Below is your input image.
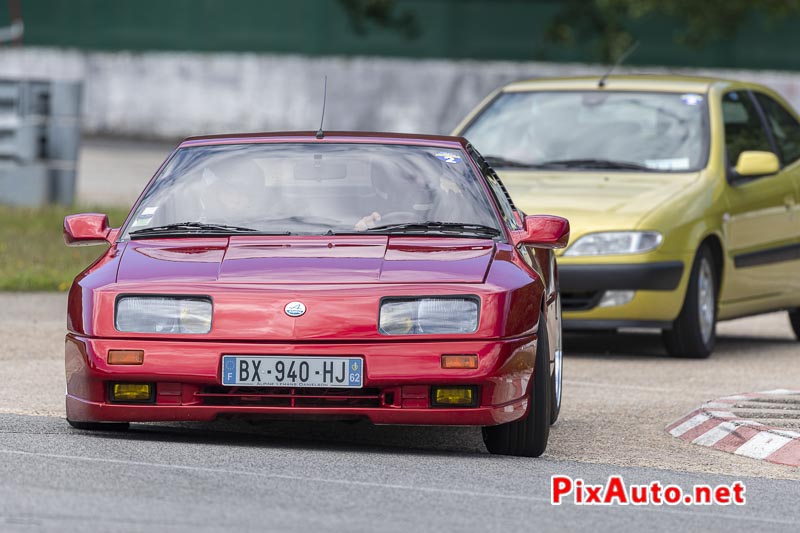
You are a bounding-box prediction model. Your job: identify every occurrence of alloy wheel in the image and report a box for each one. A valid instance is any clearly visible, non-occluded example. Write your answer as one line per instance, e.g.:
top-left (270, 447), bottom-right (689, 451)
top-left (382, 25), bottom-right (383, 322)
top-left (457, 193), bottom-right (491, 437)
top-left (697, 257), bottom-right (715, 344)
top-left (554, 293), bottom-right (563, 411)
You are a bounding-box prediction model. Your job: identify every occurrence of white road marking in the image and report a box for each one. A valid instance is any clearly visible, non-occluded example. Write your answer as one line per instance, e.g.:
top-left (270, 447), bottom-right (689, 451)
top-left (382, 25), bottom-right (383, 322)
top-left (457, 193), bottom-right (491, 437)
top-left (702, 402), bottom-right (735, 408)
top-left (738, 420), bottom-right (764, 426)
top-left (669, 413), bottom-right (711, 437)
top-left (734, 432), bottom-right (793, 460)
top-left (692, 422), bottom-right (738, 446)
top-left (772, 429), bottom-right (800, 439)
top-left (760, 389), bottom-right (798, 395)
top-left (705, 411), bottom-right (735, 418)
top-left (669, 390), bottom-right (800, 466)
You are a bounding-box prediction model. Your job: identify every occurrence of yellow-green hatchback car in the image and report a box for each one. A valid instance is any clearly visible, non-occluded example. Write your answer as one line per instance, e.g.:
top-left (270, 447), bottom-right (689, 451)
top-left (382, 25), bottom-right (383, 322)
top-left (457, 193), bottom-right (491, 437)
top-left (454, 75), bottom-right (800, 358)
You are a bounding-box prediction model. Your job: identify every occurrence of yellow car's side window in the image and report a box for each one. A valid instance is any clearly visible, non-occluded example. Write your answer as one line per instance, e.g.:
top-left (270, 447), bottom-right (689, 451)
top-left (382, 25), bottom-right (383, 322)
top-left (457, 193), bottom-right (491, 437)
top-left (721, 91), bottom-right (773, 167)
top-left (754, 93), bottom-right (800, 165)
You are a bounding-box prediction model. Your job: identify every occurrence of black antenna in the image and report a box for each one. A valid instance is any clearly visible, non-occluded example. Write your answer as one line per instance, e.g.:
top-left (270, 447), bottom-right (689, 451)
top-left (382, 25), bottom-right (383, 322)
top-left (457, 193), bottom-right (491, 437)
top-left (598, 41), bottom-right (640, 88)
top-left (316, 75), bottom-right (327, 139)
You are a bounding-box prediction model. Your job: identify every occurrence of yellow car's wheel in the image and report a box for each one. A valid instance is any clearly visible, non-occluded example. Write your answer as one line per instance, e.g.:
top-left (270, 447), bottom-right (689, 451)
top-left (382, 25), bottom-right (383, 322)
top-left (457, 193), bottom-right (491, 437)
top-left (789, 310), bottom-right (800, 340)
top-left (662, 246), bottom-right (717, 358)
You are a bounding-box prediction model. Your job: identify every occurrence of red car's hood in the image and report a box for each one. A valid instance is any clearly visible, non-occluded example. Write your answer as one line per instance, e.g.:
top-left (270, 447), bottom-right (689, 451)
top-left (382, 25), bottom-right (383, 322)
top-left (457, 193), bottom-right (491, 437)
top-left (117, 236), bottom-right (496, 284)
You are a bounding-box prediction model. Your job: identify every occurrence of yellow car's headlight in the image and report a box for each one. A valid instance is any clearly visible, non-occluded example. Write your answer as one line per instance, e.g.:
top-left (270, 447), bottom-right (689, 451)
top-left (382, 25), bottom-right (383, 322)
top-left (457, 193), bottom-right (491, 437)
top-left (564, 231), bottom-right (662, 256)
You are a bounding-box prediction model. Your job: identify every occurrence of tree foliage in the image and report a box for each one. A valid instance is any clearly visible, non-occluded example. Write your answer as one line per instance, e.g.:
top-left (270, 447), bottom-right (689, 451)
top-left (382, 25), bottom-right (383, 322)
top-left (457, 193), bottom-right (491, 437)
top-left (338, 0), bottom-right (420, 39)
top-left (548, 0), bottom-right (800, 62)
top-left (339, 0), bottom-right (800, 63)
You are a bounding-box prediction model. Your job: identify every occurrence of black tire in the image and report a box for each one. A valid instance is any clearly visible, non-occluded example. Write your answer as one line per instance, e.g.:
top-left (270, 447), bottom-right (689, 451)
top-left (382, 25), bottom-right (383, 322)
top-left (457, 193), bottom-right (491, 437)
top-left (67, 419), bottom-right (130, 431)
top-left (482, 318), bottom-right (551, 457)
top-left (662, 246), bottom-right (717, 358)
top-left (789, 309), bottom-right (800, 340)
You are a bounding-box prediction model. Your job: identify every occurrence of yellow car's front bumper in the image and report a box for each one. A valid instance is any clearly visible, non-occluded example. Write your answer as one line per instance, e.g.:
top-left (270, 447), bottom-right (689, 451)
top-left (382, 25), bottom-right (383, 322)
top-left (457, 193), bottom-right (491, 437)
top-left (559, 251), bottom-right (695, 329)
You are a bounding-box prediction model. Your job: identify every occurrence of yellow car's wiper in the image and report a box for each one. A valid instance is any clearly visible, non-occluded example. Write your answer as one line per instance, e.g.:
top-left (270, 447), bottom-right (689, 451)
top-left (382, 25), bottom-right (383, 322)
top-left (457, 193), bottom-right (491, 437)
top-left (536, 158), bottom-right (651, 171)
top-left (484, 155), bottom-right (536, 169)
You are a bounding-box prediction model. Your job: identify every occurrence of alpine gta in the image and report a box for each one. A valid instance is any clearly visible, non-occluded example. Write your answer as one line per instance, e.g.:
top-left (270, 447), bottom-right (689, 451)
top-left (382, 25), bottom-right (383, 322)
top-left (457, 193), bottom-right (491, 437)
top-left (63, 131), bottom-right (570, 457)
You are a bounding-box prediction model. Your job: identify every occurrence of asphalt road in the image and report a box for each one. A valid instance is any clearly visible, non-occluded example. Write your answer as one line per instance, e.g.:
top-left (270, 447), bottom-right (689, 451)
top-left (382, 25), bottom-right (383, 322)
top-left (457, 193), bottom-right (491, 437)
top-left (1, 293), bottom-right (798, 531)
top-left (1, 414), bottom-right (798, 533)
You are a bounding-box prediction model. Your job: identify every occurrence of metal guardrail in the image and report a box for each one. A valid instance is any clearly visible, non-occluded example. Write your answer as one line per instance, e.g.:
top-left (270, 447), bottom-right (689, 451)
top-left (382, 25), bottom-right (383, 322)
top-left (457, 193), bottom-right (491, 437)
top-left (0, 79), bottom-right (82, 206)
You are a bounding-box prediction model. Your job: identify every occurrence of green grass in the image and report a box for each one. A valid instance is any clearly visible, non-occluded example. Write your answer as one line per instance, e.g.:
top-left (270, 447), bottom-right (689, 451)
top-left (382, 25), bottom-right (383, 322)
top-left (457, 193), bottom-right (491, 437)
top-left (0, 205), bottom-right (130, 291)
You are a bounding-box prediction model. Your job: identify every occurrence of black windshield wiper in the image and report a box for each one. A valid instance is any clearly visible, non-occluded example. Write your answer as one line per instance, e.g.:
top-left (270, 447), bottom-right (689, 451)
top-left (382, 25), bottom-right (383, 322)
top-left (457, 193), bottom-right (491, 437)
top-left (129, 222), bottom-right (273, 239)
top-left (483, 155), bottom-right (537, 169)
top-left (535, 158), bottom-right (652, 171)
top-left (360, 221), bottom-right (502, 238)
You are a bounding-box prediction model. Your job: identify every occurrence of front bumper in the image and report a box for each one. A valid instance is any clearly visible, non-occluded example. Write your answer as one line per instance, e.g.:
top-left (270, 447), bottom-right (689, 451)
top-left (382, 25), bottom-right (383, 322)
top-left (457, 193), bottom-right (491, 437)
top-left (559, 259), bottom-right (689, 326)
top-left (65, 334), bottom-right (536, 427)
top-left (560, 262), bottom-right (684, 292)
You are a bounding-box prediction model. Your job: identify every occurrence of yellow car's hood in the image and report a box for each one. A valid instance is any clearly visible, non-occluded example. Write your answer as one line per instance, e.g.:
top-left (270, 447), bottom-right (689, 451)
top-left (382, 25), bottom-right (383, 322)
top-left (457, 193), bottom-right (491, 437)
top-left (498, 170), bottom-right (700, 238)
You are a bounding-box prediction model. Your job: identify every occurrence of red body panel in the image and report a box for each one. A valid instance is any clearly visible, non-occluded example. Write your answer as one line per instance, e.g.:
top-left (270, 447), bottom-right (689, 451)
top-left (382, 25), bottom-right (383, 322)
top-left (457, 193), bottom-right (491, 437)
top-left (63, 213), bottom-right (111, 246)
top-left (65, 333), bottom-right (534, 425)
top-left (512, 215), bottom-right (571, 249)
top-left (65, 132), bottom-right (560, 427)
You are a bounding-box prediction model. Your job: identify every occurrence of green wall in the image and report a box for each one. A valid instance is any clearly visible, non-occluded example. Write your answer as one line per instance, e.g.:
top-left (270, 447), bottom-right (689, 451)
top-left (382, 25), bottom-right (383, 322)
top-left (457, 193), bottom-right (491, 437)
top-left (9, 0), bottom-right (800, 70)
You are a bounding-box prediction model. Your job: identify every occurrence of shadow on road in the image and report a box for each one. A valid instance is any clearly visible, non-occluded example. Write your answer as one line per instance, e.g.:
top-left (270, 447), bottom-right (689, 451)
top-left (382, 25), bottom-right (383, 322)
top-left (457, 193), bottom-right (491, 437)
top-left (565, 330), bottom-right (796, 359)
top-left (70, 417), bottom-right (492, 458)
top-left (565, 331), bottom-right (668, 358)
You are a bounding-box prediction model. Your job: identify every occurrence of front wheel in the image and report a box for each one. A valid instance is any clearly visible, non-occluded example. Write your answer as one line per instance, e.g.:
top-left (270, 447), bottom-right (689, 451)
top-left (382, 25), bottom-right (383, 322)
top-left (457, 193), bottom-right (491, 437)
top-left (789, 309), bottom-right (800, 340)
top-left (662, 246), bottom-right (717, 358)
top-left (482, 317), bottom-right (551, 457)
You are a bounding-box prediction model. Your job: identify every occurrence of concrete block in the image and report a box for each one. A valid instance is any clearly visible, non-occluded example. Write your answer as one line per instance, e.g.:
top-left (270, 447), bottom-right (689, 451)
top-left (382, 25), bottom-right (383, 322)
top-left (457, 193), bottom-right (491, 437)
top-left (0, 162), bottom-right (49, 206)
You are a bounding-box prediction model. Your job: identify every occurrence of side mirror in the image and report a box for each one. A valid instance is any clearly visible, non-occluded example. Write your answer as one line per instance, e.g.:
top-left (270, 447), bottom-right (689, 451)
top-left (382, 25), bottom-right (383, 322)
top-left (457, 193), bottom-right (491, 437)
top-left (734, 151), bottom-right (780, 178)
top-left (64, 213), bottom-right (117, 246)
top-left (512, 215), bottom-right (570, 249)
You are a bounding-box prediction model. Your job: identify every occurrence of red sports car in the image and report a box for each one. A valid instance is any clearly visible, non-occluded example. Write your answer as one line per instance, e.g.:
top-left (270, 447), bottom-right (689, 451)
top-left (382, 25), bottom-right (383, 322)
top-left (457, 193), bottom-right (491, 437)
top-left (63, 131), bottom-right (569, 457)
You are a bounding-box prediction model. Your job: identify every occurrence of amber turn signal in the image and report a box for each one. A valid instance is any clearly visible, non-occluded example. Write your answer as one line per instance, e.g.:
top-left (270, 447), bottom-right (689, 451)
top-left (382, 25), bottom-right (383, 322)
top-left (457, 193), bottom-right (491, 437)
top-left (108, 350), bottom-right (144, 365)
top-left (441, 355), bottom-right (478, 369)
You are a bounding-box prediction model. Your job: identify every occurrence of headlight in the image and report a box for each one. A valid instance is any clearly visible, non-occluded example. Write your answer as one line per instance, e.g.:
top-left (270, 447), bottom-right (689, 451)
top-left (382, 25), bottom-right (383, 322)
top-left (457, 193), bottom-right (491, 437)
top-left (563, 231), bottom-right (662, 256)
top-left (379, 297), bottom-right (479, 335)
top-left (115, 296), bottom-right (212, 334)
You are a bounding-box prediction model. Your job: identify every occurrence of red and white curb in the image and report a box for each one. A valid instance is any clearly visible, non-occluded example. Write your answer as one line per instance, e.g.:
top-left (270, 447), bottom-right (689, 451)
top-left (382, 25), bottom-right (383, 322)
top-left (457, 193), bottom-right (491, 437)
top-left (666, 389), bottom-right (800, 467)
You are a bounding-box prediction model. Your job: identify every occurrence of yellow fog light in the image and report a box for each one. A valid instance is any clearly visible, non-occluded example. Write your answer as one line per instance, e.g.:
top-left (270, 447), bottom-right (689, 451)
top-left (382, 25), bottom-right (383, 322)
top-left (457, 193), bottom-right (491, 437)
top-left (432, 386), bottom-right (477, 407)
top-left (110, 383), bottom-right (153, 402)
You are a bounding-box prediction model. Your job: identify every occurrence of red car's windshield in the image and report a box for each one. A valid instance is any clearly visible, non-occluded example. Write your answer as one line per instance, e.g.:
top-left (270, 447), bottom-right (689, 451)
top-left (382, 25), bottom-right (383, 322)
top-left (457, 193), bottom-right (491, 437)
top-left (121, 143), bottom-right (503, 239)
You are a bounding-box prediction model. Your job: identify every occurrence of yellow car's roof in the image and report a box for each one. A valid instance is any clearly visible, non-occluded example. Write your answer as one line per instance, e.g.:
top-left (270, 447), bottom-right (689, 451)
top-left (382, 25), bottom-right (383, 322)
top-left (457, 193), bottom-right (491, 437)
top-left (503, 74), bottom-right (736, 94)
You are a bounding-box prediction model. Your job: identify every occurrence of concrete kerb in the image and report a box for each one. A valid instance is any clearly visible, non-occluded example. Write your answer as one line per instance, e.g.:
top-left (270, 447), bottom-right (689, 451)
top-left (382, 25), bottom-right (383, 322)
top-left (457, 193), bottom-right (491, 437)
top-left (667, 389), bottom-right (800, 467)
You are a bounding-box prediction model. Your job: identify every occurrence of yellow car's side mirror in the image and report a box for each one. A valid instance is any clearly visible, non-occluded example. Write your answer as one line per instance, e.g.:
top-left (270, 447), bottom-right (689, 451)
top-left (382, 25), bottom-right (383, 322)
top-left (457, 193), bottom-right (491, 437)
top-left (734, 151), bottom-right (780, 178)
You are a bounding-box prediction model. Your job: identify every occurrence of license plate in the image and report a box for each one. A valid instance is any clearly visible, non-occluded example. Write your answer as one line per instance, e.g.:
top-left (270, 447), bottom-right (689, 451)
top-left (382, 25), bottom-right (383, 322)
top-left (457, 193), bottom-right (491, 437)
top-left (221, 356), bottom-right (363, 388)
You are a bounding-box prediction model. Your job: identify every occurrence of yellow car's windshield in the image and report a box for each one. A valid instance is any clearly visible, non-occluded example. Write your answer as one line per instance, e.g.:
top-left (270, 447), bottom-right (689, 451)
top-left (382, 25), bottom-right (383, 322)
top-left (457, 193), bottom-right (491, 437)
top-left (463, 90), bottom-right (709, 172)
